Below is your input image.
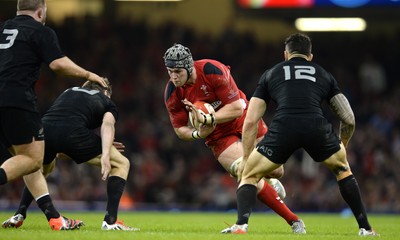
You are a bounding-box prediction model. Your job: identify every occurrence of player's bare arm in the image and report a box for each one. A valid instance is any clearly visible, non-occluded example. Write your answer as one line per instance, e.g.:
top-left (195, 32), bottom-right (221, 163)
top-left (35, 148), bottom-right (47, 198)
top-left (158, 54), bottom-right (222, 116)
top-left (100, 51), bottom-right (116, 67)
top-left (100, 112), bottom-right (116, 180)
top-left (49, 56), bottom-right (107, 87)
top-left (182, 98), bottom-right (243, 125)
top-left (242, 97), bottom-right (266, 159)
top-left (174, 126), bottom-right (197, 141)
top-left (329, 93), bottom-right (355, 147)
top-left (174, 123), bottom-right (215, 141)
top-left (238, 97), bottom-right (267, 180)
top-left (212, 99), bottom-right (244, 124)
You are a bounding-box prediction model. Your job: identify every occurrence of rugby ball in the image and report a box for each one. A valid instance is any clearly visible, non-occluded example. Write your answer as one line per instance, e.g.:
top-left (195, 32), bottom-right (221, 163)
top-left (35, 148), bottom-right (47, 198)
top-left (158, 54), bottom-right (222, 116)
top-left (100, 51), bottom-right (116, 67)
top-left (188, 101), bottom-right (215, 130)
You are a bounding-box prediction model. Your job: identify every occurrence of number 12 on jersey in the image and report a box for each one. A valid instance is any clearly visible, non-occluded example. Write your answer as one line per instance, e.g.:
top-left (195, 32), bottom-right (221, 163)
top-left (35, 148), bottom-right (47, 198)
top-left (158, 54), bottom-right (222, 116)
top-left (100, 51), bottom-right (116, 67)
top-left (283, 65), bottom-right (316, 82)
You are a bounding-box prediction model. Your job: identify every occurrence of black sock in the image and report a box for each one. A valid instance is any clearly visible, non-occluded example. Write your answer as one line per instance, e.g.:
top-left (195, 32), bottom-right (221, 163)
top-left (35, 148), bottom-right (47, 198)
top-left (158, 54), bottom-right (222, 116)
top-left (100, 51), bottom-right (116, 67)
top-left (0, 168), bottom-right (7, 185)
top-left (15, 186), bottom-right (34, 219)
top-left (338, 175), bottom-right (371, 230)
top-left (236, 184), bottom-right (257, 225)
top-left (36, 194), bottom-right (60, 221)
top-left (104, 176), bottom-right (126, 224)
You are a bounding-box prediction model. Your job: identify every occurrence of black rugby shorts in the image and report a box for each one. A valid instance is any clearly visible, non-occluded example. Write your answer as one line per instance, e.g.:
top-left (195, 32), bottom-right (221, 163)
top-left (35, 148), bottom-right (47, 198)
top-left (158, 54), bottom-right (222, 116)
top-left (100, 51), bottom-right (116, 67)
top-left (0, 108), bottom-right (43, 147)
top-left (43, 123), bottom-right (102, 165)
top-left (256, 116), bottom-right (341, 164)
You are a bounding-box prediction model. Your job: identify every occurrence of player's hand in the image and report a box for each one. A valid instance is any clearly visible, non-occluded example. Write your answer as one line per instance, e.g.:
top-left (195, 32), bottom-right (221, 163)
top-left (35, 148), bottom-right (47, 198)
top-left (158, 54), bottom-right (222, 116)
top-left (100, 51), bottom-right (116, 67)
top-left (182, 99), bottom-right (215, 126)
top-left (183, 99), bottom-right (205, 124)
top-left (113, 141), bottom-right (125, 152)
top-left (100, 155), bottom-right (111, 181)
top-left (87, 72), bottom-right (108, 88)
top-left (182, 99), bottom-right (195, 111)
top-left (198, 122), bottom-right (216, 137)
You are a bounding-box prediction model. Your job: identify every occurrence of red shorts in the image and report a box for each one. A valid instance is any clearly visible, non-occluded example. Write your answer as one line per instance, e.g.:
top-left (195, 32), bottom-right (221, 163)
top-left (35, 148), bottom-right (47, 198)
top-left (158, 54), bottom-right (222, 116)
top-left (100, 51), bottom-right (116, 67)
top-left (206, 119), bottom-right (268, 158)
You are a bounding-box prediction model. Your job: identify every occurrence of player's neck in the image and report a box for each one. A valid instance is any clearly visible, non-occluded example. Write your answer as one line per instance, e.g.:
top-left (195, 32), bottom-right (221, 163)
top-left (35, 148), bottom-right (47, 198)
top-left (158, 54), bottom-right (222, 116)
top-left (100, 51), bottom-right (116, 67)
top-left (287, 53), bottom-right (312, 61)
top-left (288, 54), bottom-right (307, 59)
top-left (186, 68), bottom-right (196, 85)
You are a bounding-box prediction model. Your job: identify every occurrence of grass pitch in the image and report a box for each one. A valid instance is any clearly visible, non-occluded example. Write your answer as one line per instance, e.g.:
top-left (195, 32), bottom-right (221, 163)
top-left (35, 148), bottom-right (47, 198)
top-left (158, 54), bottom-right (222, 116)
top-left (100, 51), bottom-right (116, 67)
top-left (0, 211), bottom-right (397, 240)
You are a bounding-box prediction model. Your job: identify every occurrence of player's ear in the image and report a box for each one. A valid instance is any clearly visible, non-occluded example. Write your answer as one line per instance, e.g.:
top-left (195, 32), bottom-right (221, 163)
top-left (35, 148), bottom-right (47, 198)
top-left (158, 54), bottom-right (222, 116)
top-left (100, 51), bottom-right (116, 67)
top-left (37, 8), bottom-right (43, 19)
top-left (308, 53), bottom-right (313, 61)
top-left (284, 50), bottom-right (289, 61)
top-left (36, 7), bottom-right (46, 24)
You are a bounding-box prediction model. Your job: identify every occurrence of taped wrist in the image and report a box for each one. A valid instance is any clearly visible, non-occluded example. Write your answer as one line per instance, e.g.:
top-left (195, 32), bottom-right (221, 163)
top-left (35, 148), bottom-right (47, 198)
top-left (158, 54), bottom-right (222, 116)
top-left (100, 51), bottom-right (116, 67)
top-left (191, 130), bottom-right (202, 139)
top-left (200, 112), bottom-right (215, 125)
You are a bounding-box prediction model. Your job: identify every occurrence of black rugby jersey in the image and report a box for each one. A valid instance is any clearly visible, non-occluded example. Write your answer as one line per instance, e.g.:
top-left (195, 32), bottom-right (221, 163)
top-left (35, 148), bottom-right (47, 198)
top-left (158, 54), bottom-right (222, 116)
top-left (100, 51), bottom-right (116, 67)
top-left (0, 15), bottom-right (64, 111)
top-left (253, 57), bottom-right (341, 118)
top-left (42, 87), bottom-right (118, 129)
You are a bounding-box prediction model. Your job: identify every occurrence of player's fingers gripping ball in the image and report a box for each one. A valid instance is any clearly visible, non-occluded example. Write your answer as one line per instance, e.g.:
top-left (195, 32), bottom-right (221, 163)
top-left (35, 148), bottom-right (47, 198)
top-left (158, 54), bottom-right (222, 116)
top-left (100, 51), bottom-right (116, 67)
top-left (189, 101), bottom-right (215, 130)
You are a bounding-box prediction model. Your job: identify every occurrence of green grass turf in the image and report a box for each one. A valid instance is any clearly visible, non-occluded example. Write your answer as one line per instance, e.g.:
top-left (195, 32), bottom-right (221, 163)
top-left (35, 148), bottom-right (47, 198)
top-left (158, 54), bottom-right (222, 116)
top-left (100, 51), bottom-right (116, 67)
top-left (0, 211), bottom-right (397, 239)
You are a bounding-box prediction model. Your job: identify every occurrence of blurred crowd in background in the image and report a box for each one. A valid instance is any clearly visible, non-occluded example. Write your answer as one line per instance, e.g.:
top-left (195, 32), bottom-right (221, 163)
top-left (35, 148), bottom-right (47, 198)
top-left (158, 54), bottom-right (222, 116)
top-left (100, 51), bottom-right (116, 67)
top-left (1, 15), bottom-right (399, 214)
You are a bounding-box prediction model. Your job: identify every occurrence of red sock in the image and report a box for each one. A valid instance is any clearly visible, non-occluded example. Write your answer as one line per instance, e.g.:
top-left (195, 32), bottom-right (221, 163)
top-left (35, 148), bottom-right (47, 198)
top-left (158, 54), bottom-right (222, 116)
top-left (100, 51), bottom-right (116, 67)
top-left (257, 180), bottom-right (298, 225)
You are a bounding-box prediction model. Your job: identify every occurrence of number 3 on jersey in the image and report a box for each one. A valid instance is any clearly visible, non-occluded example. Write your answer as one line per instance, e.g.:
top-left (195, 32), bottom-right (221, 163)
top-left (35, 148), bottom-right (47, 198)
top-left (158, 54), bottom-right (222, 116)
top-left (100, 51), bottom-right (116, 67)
top-left (0, 29), bottom-right (19, 49)
top-left (283, 65), bottom-right (316, 82)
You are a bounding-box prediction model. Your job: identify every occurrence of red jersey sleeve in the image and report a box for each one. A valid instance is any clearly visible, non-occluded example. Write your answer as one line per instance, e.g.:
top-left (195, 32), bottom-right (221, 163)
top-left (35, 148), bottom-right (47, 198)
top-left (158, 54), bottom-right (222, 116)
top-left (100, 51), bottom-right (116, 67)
top-left (164, 81), bottom-right (188, 129)
top-left (210, 63), bottom-right (241, 105)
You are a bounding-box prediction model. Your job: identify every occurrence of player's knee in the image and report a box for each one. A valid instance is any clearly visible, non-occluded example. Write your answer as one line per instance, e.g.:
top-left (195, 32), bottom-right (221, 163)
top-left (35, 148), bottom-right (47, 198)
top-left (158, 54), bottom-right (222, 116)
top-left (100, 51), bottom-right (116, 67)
top-left (265, 166), bottom-right (284, 179)
top-left (109, 155), bottom-right (130, 179)
top-left (330, 164), bottom-right (351, 177)
top-left (30, 156), bottom-right (43, 172)
top-left (42, 161), bottom-right (56, 177)
top-left (228, 157), bottom-right (242, 178)
top-left (240, 174), bottom-right (259, 185)
top-left (324, 147), bottom-right (350, 177)
top-left (113, 155), bottom-right (130, 173)
top-left (121, 156), bottom-right (130, 171)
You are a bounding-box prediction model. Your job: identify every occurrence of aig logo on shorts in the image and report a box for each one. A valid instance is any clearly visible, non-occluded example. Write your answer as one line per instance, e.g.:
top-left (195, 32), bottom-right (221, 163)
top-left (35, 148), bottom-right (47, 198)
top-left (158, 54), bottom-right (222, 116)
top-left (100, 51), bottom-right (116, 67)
top-left (257, 146), bottom-right (273, 157)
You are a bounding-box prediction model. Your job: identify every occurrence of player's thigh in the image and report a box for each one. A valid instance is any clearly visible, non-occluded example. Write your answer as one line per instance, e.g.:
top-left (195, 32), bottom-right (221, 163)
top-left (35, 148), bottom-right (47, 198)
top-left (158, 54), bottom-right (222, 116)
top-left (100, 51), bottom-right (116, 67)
top-left (0, 108), bottom-right (43, 146)
top-left (217, 139), bottom-right (243, 172)
top-left (86, 146), bottom-right (129, 169)
top-left (0, 108), bottom-right (44, 161)
top-left (12, 140), bottom-right (44, 162)
top-left (109, 146), bottom-right (130, 170)
top-left (3, 140), bottom-right (44, 175)
top-left (62, 128), bottom-right (102, 163)
top-left (322, 144), bottom-right (352, 179)
top-left (242, 150), bottom-right (281, 184)
top-left (86, 147), bottom-right (130, 179)
top-left (254, 136), bottom-right (284, 178)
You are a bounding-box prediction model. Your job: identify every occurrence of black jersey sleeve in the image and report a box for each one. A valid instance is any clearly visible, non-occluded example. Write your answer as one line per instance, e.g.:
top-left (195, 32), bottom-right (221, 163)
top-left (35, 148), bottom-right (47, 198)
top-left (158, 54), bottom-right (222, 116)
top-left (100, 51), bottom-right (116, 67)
top-left (326, 72), bottom-right (342, 100)
top-left (106, 99), bottom-right (119, 122)
top-left (252, 70), bottom-right (272, 103)
top-left (36, 26), bottom-right (64, 64)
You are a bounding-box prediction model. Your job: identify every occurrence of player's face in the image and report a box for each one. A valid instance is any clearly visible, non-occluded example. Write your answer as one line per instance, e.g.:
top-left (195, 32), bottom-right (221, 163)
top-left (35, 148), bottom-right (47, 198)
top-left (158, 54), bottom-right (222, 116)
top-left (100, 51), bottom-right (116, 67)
top-left (167, 67), bottom-right (188, 87)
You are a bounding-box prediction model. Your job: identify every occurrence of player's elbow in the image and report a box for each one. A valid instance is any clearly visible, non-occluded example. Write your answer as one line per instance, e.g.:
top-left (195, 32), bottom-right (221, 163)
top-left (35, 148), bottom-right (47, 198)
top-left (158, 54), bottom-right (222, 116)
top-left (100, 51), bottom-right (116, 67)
top-left (49, 56), bottom-right (69, 72)
top-left (174, 128), bottom-right (190, 141)
top-left (227, 99), bottom-right (245, 119)
top-left (243, 118), bottom-right (258, 130)
top-left (49, 59), bottom-right (63, 72)
top-left (234, 107), bottom-right (244, 118)
top-left (342, 111), bottom-right (355, 128)
top-left (176, 132), bottom-right (185, 140)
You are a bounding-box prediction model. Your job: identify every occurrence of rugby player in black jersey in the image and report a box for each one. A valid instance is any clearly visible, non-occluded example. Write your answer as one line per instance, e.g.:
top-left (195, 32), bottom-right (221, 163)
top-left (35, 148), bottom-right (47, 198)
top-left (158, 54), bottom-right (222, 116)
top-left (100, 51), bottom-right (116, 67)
top-left (222, 33), bottom-right (379, 237)
top-left (2, 79), bottom-right (138, 231)
top-left (0, 0), bottom-right (107, 230)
